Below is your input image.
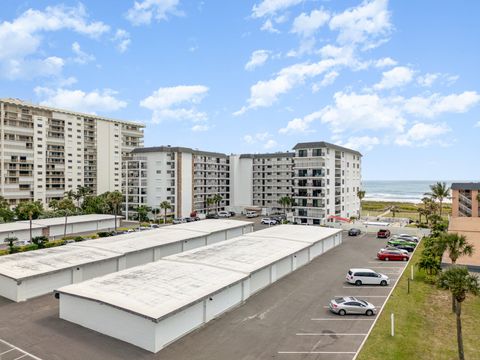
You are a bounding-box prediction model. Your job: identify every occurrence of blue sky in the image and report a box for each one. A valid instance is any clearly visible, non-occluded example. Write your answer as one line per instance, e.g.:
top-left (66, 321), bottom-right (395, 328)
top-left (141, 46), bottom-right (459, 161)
top-left (1, 0), bottom-right (479, 181)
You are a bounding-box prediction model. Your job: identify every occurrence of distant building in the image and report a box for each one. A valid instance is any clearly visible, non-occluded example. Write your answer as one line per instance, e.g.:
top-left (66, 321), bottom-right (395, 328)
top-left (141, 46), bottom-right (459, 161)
top-left (451, 182), bottom-right (480, 217)
top-left (0, 98), bottom-right (144, 206)
top-left (126, 142), bottom-right (362, 223)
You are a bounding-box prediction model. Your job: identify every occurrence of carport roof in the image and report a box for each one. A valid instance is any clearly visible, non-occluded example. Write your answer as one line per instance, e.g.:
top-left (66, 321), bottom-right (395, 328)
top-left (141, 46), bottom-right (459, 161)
top-left (56, 260), bottom-right (247, 322)
top-left (248, 225), bottom-right (341, 244)
top-left (171, 219), bottom-right (252, 232)
top-left (21, 214), bottom-right (117, 227)
top-left (0, 221), bottom-right (45, 233)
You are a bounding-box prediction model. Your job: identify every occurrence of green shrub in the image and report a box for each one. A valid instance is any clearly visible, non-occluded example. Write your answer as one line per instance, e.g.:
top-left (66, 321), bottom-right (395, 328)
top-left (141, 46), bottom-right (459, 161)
top-left (74, 236), bottom-right (84, 242)
top-left (140, 222), bottom-right (151, 227)
top-left (0, 249), bottom-right (9, 256)
top-left (45, 240), bottom-right (65, 248)
top-left (61, 235), bottom-right (77, 240)
top-left (97, 231), bottom-right (114, 238)
top-left (20, 244), bottom-right (39, 252)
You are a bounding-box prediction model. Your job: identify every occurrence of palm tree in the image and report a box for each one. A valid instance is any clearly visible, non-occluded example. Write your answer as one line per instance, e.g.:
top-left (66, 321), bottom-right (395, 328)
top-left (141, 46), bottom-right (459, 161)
top-left (15, 201), bottom-right (43, 242)
top-left (425, 182), bottom-right (450, 217)
top-left (436, 233), bottom-right (475, 312)
top-left (278, 196), bottom-right (293, 215)
top-left (160, 201), bottom-right (172, 224)
top-left (151, 208), bottom-right (160, 223)
top-left (106, 191), bottom-right (123, 232)
top-left (213, 194), bottom-right (223, 212)
top-left (64, 189), bottom-right (76, 201)
top-left (4, 235), bottom-right (18, 254)
top-left (136, 205), bottom-right (151, 222)
top-left (206, 197), bottom-right (216, 214)
top-left (357, 190), bottom-right (365, 218)
top-left (57, 197), bottom-right (76, 238)
top-left (438, 267), bottom-right (479, 360)
top-left (76, 185), bottom-right (92, 207)
top-left (49, 199), bottom-right (59, 212)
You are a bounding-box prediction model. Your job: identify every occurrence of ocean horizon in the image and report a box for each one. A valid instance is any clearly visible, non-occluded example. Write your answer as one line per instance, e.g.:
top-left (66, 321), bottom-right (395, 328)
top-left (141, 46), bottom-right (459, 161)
top-left (361, 180), bottom-right (473, 203)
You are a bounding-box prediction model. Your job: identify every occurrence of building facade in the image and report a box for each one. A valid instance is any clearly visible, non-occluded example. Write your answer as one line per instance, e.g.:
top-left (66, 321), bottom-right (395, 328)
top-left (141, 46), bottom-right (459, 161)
top-left (451, 183), bottom-right (480, 218)
top-left (292, 142), bottom-right (362, 225)
top-left (0, 98), bottom-right (144, 207)
top-left (123, 146), bottom-right (230, 219)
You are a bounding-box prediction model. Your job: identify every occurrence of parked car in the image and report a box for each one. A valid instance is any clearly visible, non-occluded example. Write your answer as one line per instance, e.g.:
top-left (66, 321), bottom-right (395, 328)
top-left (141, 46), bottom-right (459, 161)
top-left (172, 218), bottom-right (185, 224)
top-left (381, 246), bottom-right (409, 255)
top-left (127, 229), bottom-right (135, 233)
top-left (391, 234), bottom-right (419, 243)
top-left (377, 229), bottom-right (391, 238)
top-left (377, 249), bottom-right (409, 261)
top-left (246, 211), bottom-right (259, 218)
top-left (64, 239), bottom-right (76, 245)
top-left (388, 238), bottom-right (417, 247)
top-left (206, 213), bottom-right (219, 219)
top-left (346, 268), bottom-right (390, 286)
top-left (150, 224), bottom-right (160, 229)
top-left (271, 215), bottom-right (285, 223)
top-left (329, 296), bottom-right (377, 316)
top-left (185, 217), bottom-right (194, 222)
top-left (228, 211), bottom-right (236, 217)
top-left (390, 243), bottom-right (416, 252)
top-left (261, 218), bottom-right (277, 225)
top-left (217, 211), bottom-right (231, 218)
top-left (348, 228), bottom-right (361, 236)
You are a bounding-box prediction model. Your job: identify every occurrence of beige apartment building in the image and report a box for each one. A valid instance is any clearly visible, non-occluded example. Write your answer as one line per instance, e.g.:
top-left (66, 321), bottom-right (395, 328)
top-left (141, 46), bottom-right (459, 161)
top-left (0, 98), bottom-right (144, 207)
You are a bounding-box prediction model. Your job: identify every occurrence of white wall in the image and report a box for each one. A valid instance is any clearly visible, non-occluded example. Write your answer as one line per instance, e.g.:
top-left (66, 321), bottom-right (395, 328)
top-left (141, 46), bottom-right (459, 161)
top-left (96, 120), bottom-right (117, 194)
top-left (229, 156), bottom-right (253, 207)
top-left (180, 152), bottom-right (193, 218)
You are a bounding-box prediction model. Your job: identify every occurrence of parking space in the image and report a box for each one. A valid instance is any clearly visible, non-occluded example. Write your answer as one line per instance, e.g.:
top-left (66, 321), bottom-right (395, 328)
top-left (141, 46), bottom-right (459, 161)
top-left (0, 339), bottom-right (42, 360)
top-left (0, 229), bottom-right (411, 360)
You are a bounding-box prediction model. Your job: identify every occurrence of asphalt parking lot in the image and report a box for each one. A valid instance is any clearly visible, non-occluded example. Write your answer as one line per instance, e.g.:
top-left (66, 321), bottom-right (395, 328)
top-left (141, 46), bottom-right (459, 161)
top-left (0, 229), bottom-right (409, 360)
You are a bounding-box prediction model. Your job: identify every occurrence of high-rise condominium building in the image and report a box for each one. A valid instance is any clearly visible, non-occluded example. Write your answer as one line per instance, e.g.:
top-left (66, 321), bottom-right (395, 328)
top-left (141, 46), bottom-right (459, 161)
top-left (126, 142), bottom-right (361, 224)
top-left (123, 146), bottom-right (230, 219)
top-left (0, 98), bottom-right (144, 206)
top-left (292, 142), bottom-right (362, 224)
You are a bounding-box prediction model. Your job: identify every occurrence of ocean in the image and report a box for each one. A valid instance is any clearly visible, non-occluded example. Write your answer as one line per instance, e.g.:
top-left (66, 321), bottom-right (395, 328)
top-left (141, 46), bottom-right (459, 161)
top-left (362, 180), bottom-right (456, 203)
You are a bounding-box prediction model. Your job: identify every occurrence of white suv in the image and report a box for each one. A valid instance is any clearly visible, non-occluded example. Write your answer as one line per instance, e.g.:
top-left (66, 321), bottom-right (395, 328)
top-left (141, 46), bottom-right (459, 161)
top-left (346, 268), bottom-right (390, 286)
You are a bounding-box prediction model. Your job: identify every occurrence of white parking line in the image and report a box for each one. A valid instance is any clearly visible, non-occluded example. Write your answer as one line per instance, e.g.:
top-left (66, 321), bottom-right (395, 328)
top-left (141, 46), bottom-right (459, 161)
top-left (296, 333), bottom-right (368, 336)
top-left (279, 351), bottom-right (356, 355)
top-left (334, 295), bottom-right (387, 298)
top-left (0, 348), bottom-right (15, 356)
top-left (366, 266), bottom-right (405, 269)
top-left (0, 339), bottom-right (43, 360)
top-left (342, 286), bottom-right (392, 289)
top-left (311, 318), bottom-right (375, 321)
top-left (15, 355), bottom-right (28, 360)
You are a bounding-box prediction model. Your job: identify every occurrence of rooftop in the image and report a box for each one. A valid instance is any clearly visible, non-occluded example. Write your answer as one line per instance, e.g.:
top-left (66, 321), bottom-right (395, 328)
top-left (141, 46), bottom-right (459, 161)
top-left (56, 225), bottom-right (341, 321)
top-left (239, 152), bottom-right (294, 159)
top-left (132, 146), bottom-right (229, 158)
top-left (292, 141), bottom-right (362, 156)
top-left (22, 214), bottom-right (118, 227)
top-left (451, 182), bottom-right (480, 191)
top-left (0, 98), bottom-right (144, 127)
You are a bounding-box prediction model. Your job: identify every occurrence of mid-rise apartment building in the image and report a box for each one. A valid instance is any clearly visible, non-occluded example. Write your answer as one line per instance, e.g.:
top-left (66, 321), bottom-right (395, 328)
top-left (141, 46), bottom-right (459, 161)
top-left (131, 142), bottom-right (362, 223)
top-left (123, 146), bottom-right (230, 219)
top-left (0, 98), bottom-right (144, 206)
top-left (292, 142), bottom-right (362, 224)
top-left (230, 153), bottom-right (294, 213)
top-left (451, 183), bottom-right (480, 217)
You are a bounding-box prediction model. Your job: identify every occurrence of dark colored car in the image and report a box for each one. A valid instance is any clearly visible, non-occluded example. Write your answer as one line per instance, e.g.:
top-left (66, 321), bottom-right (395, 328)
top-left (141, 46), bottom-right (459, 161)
top-left (206, 213), bottom-right (219, 219)
top-left (377, 229), bottom-right (391, 238)
top-left (228, 211), bottom-right (236, 217)
top-left (348, 228), bottom-right (361, 236)
top-left (389, 242), bottom-right (416, 252)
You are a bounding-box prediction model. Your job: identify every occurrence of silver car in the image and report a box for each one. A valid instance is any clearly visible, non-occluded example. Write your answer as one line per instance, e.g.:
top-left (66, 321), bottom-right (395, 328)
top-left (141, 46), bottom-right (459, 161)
top-left (329, 296), bottom-right (377, 316)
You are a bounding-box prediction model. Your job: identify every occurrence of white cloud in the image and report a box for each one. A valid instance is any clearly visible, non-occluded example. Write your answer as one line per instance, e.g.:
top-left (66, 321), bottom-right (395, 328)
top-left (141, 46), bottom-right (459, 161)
top-left (395, 122), bottom-right (450, 147)
top-left (475, 121), bottom-right (480, 128)
top-left (245, 50), bottom-right (270, 71)
top-left (417, 73), bottom-right (439, 87)
top-left (291, 9), bottom-right (330, 37)
top-left (329, 0), bottom-right (392, 48)
top-left (404, 91), bottom-right (480, 118)
top-left (0, 4), bottom-right (109, 79)
top-left (113, 29), bottom-right (131, 53)
top-left (374, 66), bottom-right (414, 90)
top-left (337, 136), bottom-right (380, 152)
top-left (72, 42), bottom-right (95, 64)
top-left (312, 71), bottom-right (339, 92)
top-left (264, 139), bottom-right (278, 149)
top-left (279, 111), bottom-right (322, 134)
top-left (252, 0), bottom-right (303, 18)
top-left (320, 91), bottom-right (405, 133)
top-left (374, 57), bottom-right (397, 68)
top-left (235, 58), bottom-right (341, 114)
top-left (191, 124), bottom-right (209, 132)
top-left (35, 87), bottom-right (127, 113)
top-left (260, 19), bottom-right (280, 33)
top-left (140, 85), bottom-right (209, 123)
top-left (243, 135), bottom-right (255, 144)
top-left (126, 0), bottom-right (182, 26)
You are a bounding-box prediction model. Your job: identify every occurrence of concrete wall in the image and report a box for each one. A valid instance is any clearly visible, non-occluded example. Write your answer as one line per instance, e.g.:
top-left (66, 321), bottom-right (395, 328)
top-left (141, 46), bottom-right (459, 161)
top-left (230, 156), bottom-right (253, 208)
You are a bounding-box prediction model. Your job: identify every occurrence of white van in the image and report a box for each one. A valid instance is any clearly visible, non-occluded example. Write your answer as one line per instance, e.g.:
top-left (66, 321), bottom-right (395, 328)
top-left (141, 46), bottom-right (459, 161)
top-left (346, 268), bottom-right (390, 286)
top-left (245, 211), bottom-right (258, 218)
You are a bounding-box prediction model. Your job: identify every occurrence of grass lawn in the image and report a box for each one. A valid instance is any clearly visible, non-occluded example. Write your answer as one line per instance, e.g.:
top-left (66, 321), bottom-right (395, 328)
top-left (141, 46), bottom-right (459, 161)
top-left (357, 242), bottom-right (480, 360)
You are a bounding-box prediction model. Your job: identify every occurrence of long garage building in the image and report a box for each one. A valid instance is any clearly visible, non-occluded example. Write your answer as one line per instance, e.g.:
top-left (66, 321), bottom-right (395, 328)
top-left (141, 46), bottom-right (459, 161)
top-left (0, 219), bottom-right (253, 302)
top-left (56, 225), bottom-right (342, 353)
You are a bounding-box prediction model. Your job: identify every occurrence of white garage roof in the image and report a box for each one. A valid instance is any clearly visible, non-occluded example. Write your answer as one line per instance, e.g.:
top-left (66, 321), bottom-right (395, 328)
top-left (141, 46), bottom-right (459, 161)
top-left (169, 219), bottom-right (252, 232)
top-left (0, 220), bottom-right (252, 281)
top-left (56, 260), bottom-right (247, 321)
top-left (20, 214), bottom-right (117, 227)
top-left (56, 225), bottom-right (340, 321)
top-left (0, 221), bottom-right (45, 233)
top-left (166, 236), bottom-right (308, 274)
top-left (249, 225), bottom-right (341, 244)
top-left (0, 246), bottom-right (120, 280)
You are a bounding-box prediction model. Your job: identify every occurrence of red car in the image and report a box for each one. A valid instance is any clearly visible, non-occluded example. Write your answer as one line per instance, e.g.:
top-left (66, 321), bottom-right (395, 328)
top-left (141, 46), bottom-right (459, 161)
top-left (377, 249), bottom-right (409, 261)
top-left (377, 229), bottom-right (391, 238)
